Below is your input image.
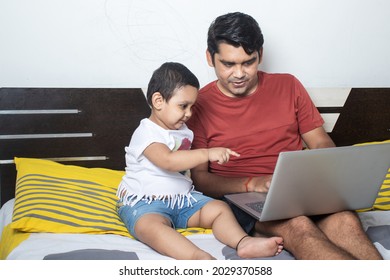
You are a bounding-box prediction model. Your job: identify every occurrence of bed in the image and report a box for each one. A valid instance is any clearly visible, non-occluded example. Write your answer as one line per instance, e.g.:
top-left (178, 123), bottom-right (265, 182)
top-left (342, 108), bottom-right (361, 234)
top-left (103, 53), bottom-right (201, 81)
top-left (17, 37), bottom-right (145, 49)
top-left (0, 87), bottom-right (389, 260)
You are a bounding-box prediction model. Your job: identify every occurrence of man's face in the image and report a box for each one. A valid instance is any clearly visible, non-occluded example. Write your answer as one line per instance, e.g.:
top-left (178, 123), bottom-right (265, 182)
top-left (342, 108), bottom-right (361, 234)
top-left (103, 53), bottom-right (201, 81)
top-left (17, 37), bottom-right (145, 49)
top-left (207, 43), bottom-right (261, 98)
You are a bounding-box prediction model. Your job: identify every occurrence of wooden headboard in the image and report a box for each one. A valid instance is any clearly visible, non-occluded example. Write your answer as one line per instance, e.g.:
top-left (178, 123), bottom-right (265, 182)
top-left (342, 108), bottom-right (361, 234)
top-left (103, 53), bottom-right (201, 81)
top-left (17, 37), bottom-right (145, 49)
top-left (327, 88), bottom-right (390, 146)
top-left (1, 87), bottom-right (389, 207)
top-left (0, 88), bottom-right (151, 207)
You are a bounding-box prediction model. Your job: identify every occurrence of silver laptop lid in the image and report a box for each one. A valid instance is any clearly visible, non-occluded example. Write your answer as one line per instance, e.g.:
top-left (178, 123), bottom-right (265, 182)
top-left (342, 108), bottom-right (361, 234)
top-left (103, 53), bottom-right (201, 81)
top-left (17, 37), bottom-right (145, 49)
top-left (259, 143), bottom-right (390, 221)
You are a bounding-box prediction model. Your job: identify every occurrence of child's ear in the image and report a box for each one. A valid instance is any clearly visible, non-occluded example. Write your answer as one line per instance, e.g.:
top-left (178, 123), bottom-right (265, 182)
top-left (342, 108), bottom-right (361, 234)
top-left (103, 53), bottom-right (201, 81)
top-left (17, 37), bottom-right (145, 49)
top-left (151, 92), bottom-right (164, 110)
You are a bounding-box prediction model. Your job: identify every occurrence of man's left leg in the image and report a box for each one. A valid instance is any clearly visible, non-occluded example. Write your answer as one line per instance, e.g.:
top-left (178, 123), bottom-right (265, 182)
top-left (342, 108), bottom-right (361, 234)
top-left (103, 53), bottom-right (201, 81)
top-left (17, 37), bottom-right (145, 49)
top-left (316, 211), bottom-right (382, 260)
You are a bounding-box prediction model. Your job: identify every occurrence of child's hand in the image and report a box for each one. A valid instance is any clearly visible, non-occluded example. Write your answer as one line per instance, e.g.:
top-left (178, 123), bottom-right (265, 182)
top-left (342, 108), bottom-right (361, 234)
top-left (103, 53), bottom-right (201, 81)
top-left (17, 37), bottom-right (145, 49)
top-left (208, 148), bottom-right (240, 164)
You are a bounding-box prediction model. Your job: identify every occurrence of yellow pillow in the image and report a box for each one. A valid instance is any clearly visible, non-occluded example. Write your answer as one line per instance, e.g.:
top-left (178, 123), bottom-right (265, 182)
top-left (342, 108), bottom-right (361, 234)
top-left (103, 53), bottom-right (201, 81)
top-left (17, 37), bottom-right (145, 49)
top-left (11, 157), bottom-right (131, 237)
top-left (354, 140), bottom-right (390, 211)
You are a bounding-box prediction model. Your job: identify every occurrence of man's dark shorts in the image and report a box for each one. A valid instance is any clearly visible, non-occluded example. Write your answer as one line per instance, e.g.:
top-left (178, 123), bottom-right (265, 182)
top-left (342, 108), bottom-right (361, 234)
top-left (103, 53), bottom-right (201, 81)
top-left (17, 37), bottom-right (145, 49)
top-left (222, 197), bottom-right (257, 234)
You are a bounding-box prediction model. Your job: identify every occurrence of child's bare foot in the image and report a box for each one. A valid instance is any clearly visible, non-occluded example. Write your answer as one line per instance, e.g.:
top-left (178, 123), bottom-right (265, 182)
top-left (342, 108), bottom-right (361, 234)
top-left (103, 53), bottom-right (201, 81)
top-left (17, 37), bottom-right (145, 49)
top-left (236, 235), bottom-right (284, 259)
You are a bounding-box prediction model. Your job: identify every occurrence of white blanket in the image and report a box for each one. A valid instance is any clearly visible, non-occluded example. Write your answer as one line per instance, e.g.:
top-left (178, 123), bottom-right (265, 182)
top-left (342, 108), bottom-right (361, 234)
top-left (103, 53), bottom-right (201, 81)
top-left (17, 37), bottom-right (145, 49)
top-left (1, 199), bottom-right (389, 260)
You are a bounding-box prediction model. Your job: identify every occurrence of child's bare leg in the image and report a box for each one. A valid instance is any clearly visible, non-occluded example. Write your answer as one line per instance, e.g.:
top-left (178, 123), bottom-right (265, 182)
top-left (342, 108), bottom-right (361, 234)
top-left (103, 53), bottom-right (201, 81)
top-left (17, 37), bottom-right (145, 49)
top-left (188, 200), bottom-right (283, 259)
top-left (135, 213), bottom-right (215, 260)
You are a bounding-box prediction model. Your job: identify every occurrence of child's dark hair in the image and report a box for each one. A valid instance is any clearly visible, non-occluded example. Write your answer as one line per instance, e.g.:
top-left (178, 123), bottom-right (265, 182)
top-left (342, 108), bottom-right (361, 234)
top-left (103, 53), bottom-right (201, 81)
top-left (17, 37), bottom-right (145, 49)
top-left (146, 62), bottom-right (200, 106)
top-left (207, 12), bottom-right (264, 63)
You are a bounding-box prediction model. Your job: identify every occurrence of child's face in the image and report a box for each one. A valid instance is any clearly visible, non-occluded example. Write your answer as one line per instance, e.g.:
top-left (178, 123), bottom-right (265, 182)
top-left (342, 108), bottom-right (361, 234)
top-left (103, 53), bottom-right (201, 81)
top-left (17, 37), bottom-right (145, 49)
top-left (159, 85), bottom-right (198, 130)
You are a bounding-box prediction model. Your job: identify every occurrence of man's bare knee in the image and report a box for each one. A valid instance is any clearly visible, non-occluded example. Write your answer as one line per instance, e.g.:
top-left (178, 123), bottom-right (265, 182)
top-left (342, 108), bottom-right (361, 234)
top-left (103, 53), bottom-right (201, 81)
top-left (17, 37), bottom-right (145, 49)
top-left (256, 215), bottom-right (317, 239)
top-left (318, 211), bottom-right (362, 232)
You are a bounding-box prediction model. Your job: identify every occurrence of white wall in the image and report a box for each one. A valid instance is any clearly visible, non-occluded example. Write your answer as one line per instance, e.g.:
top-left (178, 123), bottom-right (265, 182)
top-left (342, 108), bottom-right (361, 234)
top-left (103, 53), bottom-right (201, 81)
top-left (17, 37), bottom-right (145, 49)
top-left (1, 0), bottom-right (390, 88)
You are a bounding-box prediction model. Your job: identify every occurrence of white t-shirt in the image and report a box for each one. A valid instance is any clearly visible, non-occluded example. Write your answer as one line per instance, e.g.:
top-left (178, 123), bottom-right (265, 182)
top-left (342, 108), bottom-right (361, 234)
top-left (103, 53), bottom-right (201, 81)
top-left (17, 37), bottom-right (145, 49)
top-left (117, 118), bottom-right (196, 208)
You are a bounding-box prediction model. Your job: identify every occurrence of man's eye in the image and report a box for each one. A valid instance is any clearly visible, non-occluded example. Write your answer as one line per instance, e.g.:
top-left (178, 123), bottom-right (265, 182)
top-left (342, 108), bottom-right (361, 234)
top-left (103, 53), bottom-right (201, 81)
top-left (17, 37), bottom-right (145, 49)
top-left (245, 60), bottom-right (255, 66)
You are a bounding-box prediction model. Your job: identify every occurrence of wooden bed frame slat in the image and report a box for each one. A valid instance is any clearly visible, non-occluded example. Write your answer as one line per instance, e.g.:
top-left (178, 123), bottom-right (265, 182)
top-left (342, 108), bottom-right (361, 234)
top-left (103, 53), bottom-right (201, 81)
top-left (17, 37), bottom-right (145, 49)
top-left (0, 88), bottom-right (151, 206)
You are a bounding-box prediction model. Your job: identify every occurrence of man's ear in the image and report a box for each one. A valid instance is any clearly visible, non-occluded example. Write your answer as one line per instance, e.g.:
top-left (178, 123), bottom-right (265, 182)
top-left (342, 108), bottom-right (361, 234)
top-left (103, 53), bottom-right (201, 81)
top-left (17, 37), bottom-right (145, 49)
top-left (151, 92), bottom-right (164, 110)
top-left (206, 50), bottom-right (214, 67)
top-left (258, 47), bottom-right (263, 64)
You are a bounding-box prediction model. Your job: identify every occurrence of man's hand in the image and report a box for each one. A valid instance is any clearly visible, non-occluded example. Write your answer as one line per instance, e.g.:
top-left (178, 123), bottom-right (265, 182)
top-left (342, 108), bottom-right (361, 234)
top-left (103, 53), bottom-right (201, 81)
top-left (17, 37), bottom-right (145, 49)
top-left (247, 175), bottom-right (273, 193)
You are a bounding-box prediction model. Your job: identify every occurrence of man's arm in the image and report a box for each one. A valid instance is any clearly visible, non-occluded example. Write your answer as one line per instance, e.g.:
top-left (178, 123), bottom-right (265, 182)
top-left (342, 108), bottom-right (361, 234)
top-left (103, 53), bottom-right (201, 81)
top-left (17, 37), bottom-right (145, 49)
top-left (190, 162), bottom-right (248, 198)
top-left (191, 162), bottom-right (271, 198)
top-left (301, 127), bottom-right (336, 149)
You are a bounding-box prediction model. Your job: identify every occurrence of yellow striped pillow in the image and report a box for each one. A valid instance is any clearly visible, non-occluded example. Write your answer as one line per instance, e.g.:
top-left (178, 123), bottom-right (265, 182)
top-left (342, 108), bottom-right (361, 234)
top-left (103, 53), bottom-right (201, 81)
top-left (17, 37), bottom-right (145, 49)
top-left (354, 140), bottom-right (390, 211)
top-left (11, 158), bottom-right (131, 237)
top-left (373, 170), bottom-right (390, 210)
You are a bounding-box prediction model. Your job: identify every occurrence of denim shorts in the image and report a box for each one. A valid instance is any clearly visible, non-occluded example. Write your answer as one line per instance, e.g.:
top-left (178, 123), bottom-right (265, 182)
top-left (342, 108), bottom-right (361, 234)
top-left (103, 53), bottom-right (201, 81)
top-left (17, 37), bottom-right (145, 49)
top-left (117, 192), bottom-right (212, 239)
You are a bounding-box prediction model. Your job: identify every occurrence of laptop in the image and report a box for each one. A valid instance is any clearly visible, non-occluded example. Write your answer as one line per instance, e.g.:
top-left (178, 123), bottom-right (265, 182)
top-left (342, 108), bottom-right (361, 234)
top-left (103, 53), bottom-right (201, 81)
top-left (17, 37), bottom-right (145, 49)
top-left (224, 143), bottom-right (390, 222)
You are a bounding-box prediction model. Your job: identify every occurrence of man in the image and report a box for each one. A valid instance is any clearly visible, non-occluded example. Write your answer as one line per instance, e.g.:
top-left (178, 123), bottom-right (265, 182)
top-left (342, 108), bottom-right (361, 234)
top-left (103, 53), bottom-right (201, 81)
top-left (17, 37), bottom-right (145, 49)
top-left (187, 12), bottom-right (382, 260)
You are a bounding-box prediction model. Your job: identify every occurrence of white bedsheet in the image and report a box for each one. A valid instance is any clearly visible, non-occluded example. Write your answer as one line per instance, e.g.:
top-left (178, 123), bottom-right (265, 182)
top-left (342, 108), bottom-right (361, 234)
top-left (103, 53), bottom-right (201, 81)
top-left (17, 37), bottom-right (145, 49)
top-left (1, 199), bottom-right (389, 260)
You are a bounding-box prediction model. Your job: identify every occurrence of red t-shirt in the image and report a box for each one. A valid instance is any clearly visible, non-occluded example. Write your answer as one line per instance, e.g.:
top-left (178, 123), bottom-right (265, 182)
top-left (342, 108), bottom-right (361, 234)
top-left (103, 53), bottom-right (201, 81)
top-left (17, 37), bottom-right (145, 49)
top-left (187, 71), bottom-right (324, 177)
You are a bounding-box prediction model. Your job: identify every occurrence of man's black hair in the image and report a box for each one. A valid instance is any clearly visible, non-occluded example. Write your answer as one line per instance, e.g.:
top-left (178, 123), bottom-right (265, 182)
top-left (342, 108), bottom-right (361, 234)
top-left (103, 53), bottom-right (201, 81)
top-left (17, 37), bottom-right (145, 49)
top-left (207, 12), bottom-right (264, 61)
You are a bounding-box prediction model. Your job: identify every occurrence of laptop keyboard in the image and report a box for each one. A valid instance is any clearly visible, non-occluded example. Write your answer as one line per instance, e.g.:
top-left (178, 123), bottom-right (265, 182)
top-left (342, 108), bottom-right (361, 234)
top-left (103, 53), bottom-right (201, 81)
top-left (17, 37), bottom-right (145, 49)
top-left (245, 201), bottom-right (265, 213)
